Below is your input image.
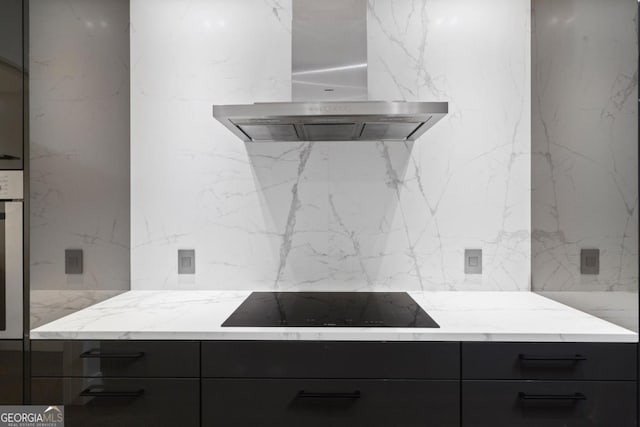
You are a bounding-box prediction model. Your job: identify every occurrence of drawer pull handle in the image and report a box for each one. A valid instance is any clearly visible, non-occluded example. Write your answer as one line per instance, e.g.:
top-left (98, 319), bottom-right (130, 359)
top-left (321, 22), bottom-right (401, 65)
top-left (518, 392), bottom-right (586, 402)
top-left (80, 349), bottom-right (145, 359)
top-left (297, 390), bottom-right (361, 399)
top-left (80, 386), bottom-right (145, 398)
top-left (518, 354), bottom-right (587, 362)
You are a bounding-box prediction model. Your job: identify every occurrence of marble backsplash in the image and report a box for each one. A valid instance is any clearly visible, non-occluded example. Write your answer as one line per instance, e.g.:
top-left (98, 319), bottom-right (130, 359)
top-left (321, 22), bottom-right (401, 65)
top-left (30, 0), bottom-right (636, 301)
top-left (130, 0), bottom-right (531, 291)
top-left (29, 0), bottom-right (131, 299)
top-left (531, 0), bottom-right (639, 292)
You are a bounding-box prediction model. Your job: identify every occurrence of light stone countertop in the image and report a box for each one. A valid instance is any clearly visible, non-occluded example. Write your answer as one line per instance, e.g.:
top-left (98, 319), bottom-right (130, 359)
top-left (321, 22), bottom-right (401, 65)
top-left (30, 291), bottom-right (638, 342)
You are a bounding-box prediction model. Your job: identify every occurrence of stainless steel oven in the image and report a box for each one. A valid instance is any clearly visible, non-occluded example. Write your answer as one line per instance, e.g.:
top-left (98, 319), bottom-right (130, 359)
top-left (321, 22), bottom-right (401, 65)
top-left (0, 171), bottom-right (22, 339)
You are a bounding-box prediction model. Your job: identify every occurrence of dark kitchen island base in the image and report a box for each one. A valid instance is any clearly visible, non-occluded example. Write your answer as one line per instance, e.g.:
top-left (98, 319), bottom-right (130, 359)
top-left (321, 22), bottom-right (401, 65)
top-left (29, 340), bottom-right (638, 427)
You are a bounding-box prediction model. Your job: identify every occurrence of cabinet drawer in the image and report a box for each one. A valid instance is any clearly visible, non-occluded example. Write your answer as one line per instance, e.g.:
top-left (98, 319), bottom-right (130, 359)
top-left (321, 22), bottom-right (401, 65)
top-left (203, 379), bottom-right (459, 427)
top-left (31, 341), bottom-right (199, 378)
top-left (462, 380), bottom-right (636, 427)
top-left (462, 342), bottom-right (636, 380)
top-left (202, 341), bottom-right (459, 379)
top-left (31, 378), bottom-right (199, 427)
top-left (0, 341), bottom-right (22, 404)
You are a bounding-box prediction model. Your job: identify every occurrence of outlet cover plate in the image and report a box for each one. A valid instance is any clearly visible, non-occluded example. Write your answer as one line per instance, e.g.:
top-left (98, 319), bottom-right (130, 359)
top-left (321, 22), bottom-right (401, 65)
top-left (580, 249), bottom-right (599, 275)
top-left (178, 249), bottom-right (195, 275)
top-left (65, 249), bottom-right (83, 275)
top-left (465, 249), bottom-right (482, 274)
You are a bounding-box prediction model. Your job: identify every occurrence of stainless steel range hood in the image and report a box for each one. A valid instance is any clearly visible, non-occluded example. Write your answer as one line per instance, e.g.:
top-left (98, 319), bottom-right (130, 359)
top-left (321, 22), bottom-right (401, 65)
top-left (213, 101), bottom-right (447, 142)
top-left (212, 0), bottom-right (448, 142)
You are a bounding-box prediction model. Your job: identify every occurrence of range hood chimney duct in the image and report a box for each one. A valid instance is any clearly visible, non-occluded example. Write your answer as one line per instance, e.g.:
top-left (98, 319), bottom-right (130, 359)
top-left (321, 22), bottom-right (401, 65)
top-left (292, 0), bottom-right (368, 101)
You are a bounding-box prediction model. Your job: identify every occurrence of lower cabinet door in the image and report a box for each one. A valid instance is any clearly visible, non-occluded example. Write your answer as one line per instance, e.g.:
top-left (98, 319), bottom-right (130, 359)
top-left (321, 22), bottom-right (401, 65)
top-left (31, 378), bottom-right (199, 427)
top-left (0, 341), bottom-right (22, 404)
top-left (202, 379), bottom-right (459, 427)
top-left (462, 380), bottom-right (637, 427)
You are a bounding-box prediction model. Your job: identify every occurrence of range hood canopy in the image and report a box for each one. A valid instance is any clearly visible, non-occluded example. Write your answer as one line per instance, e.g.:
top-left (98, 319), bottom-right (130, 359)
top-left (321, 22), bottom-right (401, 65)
top-left (212, 0), bottom-right (448, 142)
top-left (213, 101), bottom-right (447, 142)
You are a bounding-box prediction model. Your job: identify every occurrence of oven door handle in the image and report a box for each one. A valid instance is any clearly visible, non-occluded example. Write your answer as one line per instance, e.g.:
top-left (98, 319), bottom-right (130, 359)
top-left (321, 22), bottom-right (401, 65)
top-left (0, 200), bottom-right (22, 338)
top-left (0, 203), bottom-right (5, 332)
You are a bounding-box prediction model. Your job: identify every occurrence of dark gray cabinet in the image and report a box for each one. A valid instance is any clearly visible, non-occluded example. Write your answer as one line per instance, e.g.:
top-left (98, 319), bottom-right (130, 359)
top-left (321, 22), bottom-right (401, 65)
top-left (461, 342), bottom-right (638, 427)
top-left (201, 341), bottom-right (461, 427)
top-left (0, 340), bottom-right (22, 404)
top-left (203, 379), bottom-right (459, 427)
top-left (31, 340), bottom-right (200, 378)
top-left (30, 341), bottom-right (200, 427)
top-left (29, 340), bottom-right (638, 427)
top-left (462, 380), bottom-right (637, 427)
top-left (31, 378), bottom-right (199, 427)
top-left (202, 341), bottom-right (460, 379)
top-left (463, 342), bottom-right (637, 380)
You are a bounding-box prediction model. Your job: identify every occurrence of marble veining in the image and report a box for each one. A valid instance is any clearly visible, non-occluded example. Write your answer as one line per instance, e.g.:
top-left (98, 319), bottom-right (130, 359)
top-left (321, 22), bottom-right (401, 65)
top-left (531, 0), bottom-right (639, 292)
top-left (29, 0), bottom-right (131, 303)
top-left (31, 290), bottom-right (126, 329)
top-left (130, 0), bottom-right (531, 291)
top-left (538, 291), bottom-right (639, 332)
top-left (30, 290), bottom-right (637, 342)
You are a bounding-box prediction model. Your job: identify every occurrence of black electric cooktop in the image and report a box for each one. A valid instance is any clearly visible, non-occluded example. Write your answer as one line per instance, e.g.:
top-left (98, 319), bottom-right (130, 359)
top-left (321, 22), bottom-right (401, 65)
top-left (222, 292), bottom-right (439, 328)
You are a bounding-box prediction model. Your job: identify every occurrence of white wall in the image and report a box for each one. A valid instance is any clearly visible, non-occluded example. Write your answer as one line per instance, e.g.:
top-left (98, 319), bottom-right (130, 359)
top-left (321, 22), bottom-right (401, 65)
top-left (532, 0), bottom-right (638, 292)
top-left (30, 0), bottom-right (130, 302)
top-left (131, 0), bottom-right (531, 290)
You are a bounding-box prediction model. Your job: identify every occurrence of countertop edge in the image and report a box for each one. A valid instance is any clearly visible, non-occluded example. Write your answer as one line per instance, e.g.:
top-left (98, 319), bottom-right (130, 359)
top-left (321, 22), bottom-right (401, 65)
top-left (29, 331), bottom-right (639, 343)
